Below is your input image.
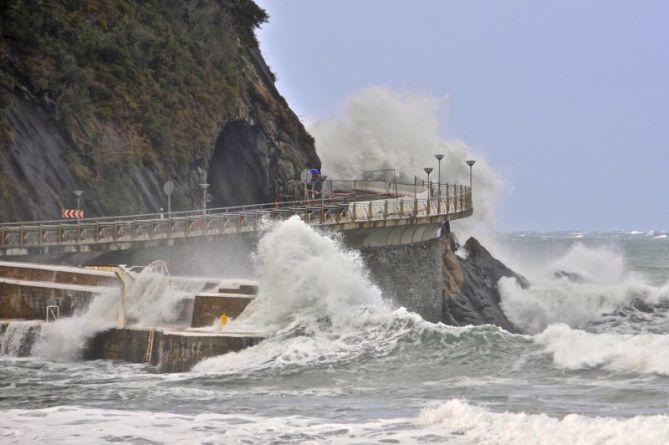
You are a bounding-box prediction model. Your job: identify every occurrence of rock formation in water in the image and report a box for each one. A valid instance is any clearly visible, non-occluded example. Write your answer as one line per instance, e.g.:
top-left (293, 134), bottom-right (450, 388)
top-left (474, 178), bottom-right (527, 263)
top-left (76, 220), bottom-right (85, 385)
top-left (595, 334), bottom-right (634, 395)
top-left (0, 0), bottom-right (319, 221)
top-left (354, 224), bottom-right (526, 332)
top-left (441, 233), bottom-right (527, 333)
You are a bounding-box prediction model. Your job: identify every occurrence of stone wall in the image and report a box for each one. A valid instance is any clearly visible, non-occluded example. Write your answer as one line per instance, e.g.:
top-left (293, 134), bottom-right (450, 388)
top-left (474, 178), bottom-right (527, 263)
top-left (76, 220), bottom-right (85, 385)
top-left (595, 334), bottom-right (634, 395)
top-left (360, 240), bottom-right (444, 322)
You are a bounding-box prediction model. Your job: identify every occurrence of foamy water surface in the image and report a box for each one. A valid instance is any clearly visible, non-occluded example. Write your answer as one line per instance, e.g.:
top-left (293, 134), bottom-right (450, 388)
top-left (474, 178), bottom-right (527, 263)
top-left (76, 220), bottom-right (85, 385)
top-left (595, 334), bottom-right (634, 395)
top-left (2, 225), bottom-right (669, 444)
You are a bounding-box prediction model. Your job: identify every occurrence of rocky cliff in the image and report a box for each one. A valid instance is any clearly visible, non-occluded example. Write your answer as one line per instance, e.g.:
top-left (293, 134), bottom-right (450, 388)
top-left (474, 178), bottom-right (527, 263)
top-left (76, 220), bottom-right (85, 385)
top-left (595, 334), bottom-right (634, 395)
top-left (354, 224), bottom-right (525, 332)
top-left (0, 0), bottom-right (319, 221)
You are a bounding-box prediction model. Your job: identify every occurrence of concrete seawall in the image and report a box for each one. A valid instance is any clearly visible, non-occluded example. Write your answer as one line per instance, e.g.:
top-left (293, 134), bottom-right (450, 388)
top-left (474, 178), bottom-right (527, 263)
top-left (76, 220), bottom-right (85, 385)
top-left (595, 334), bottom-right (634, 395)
top-left (0, 262), bottom-right (265, 371)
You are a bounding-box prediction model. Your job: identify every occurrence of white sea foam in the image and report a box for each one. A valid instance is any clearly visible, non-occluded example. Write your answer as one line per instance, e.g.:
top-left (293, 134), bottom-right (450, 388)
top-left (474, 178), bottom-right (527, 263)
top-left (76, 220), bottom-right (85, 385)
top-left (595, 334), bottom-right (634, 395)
top-left (0, 321), bottom-right (40, 356)
top-left (307, 86), bottom-right (504, 225)
top-left (0, 405), bottom-right (410, 445)
top-left (499, 243), bottom-right (669, 333)
top-left (536, 324), bottom-right (669, 375)
top-left (4, 400), bottom-right (666, 445)
top-left (418, 399), bottom-right (669, 444)
top-left (228, 215), bottom-right (389, 332)
top-left (30, 271), bottom-right (209, 361)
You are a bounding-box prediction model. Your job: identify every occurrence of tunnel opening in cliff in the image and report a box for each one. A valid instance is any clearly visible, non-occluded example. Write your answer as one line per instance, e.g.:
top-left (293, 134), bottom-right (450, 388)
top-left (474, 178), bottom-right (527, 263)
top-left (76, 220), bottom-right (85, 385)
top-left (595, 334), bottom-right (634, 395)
top-left (208, 120), bottom-right (277, 208)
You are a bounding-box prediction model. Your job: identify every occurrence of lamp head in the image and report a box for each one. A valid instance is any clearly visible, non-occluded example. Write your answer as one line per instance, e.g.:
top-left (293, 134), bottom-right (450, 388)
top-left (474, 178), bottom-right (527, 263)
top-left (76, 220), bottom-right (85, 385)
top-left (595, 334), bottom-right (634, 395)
top-left (73, 190), bottom-right (83, 197)
top-left (423, 167), bottom-right (433, 174)
top-left (435, 154), bottom-right (444, 161)
top-left (466, 160), bottom-right (476, 167)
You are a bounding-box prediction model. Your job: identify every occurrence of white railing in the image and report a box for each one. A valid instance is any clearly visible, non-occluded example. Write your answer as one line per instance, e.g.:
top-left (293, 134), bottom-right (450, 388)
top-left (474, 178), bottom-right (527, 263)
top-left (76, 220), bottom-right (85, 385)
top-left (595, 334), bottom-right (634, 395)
top-left (0, 183), bottom-right (472, 250)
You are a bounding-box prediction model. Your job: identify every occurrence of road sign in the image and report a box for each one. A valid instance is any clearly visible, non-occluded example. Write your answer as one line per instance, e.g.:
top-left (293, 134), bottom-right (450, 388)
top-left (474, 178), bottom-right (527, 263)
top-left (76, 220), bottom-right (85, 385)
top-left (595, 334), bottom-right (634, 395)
top-left (163, 180), bottom-right (175, 195)
top-left (63, 209), bottom-right (84, 219)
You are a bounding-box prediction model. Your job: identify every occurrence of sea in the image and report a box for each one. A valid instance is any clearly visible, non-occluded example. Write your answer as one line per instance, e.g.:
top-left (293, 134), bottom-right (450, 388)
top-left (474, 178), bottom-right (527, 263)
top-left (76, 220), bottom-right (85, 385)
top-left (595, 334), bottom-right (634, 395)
top-left (1, 218), bottom-right (669, 444)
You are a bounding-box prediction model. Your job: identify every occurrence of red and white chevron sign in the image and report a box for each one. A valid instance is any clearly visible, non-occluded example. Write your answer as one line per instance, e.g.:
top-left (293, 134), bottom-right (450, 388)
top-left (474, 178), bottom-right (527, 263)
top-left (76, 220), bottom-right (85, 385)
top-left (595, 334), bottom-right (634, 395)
top-left (62, 209), bottom-right (84, 219)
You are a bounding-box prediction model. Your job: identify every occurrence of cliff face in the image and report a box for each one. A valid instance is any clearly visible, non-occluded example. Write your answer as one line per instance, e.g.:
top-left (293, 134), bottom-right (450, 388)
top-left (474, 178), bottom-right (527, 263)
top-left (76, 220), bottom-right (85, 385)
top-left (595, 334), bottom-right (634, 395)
top-left (0, 0), bottom-right (319, 221)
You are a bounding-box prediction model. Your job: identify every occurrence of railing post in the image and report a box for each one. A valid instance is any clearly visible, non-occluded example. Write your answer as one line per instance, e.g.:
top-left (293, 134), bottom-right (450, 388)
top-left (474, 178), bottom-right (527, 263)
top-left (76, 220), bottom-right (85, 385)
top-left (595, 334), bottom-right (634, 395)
top-left (336, 204), bottom-right (341, 224)
top-left (426, 196), bottom-right (430, 215)
top-left (113, 222), bottom-right (118, 242)
top-left (399, 200), bottom-right (404, 217)
top-left (0, 226), bottom-right (4, 248)
top-left (383, 200), bottom-right (388, 220)
top-left (59, 223), bottom-right (64, 242)
top-left (368, 201), bottom-right (373, 221)
top-left (95, 222), bottom-right (100, 242)
top-left (352, 202), bottom-right (357, 221)
top-left (414, 199), bottom-right (418, 217)
top-left (446, 184), bottom-right (450, 213)
top-left (320, 201), bottom-right (324, 224)
top-left (19, 226), bottom-right (24, 247)
top-left (39, 225), bottom-right (43, 246)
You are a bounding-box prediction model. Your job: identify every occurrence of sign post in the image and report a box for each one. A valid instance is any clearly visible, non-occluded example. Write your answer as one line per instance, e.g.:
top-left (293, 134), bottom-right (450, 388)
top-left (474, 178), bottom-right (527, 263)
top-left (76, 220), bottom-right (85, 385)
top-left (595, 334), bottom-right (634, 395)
top-left (163, 180), bottom-right (175, 217)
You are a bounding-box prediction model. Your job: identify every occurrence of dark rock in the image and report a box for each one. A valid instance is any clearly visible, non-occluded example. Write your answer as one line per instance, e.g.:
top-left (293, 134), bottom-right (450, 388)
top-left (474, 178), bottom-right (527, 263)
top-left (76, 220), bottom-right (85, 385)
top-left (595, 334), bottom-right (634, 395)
top-left (554, 270), bottom-right (586, 282)
top-left (441, 235), bottom-right (525, 333)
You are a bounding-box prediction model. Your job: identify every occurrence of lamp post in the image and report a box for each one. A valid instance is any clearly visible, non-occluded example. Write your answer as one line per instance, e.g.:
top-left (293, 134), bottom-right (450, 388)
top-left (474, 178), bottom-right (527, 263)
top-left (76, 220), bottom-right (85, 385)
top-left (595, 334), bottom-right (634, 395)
top-left (199, 183), bottom-right (209, 216)
top-left (466, 160), bottom-right (476, 189)
top-left (423, 167), bottom-right (433, 196)
top-left (435, 154), bottom-right (444, 200)
top-left (73, 190), bottom-right (83, 210)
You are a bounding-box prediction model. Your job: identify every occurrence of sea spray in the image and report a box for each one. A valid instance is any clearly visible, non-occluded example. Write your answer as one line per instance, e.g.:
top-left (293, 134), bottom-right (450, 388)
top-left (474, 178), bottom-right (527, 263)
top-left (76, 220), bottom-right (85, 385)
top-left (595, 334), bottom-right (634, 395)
top-left (307, 86), bottom-right (504, 225)
top-left (31, 271), bottom-right (212, 361)
top-left (499, 243), bottom-right (669, 333)
top-left (0, 321), bottom-right (41, 356)
top-left (195, 216), bottom-right (524, 375)
top-left (230, 215), bottom-right (389, 332)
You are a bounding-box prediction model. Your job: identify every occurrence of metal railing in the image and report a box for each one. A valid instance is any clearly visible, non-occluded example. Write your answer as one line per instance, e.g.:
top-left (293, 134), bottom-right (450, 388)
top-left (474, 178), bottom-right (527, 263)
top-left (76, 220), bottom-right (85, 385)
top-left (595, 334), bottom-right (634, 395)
top-left (0, 183), bottom-right (472, 250)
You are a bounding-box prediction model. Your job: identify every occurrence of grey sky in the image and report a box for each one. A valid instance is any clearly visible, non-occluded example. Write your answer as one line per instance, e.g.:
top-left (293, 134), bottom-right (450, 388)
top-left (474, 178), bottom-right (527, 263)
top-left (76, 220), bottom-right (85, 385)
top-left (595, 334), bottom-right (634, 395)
top-left (255, 0), bottom-right (668, 231)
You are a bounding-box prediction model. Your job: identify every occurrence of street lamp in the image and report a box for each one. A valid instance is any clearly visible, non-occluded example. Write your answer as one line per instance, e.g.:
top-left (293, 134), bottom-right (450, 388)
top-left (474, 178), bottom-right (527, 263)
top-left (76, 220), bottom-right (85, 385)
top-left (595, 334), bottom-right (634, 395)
top-left (199, 183), bottom-right (209, 216)
top-left (466, 160), bottom-right (476, 189)
top-left (435, 154), bottom-right (444, 199)
top-left (73, 190), bottom-right (84, 210)
top-left (423, 167), bottom-right (433, 197)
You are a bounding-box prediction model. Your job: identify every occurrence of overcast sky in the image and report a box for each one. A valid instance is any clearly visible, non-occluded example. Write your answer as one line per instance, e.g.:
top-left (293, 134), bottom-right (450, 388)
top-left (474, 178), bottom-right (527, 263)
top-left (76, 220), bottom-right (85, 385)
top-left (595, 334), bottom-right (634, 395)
top-left (255, 0), bottom-right (668, 231)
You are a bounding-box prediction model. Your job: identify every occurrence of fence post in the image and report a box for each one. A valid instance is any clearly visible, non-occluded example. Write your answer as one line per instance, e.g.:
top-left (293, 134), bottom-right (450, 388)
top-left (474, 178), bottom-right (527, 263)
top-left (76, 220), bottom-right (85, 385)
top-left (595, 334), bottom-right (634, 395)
top-left (384, 200), bottom-right (388, 220)
top-left (352, 202), bottom-right (357, 221)
top-left (19, 226), bottom-right (23, 247)
top-left (368, 201), bottom-right (373, 220)
top-left (414, 199), bottom-right (418, 217)
top-left (399, 199), bottom-right (404, 217)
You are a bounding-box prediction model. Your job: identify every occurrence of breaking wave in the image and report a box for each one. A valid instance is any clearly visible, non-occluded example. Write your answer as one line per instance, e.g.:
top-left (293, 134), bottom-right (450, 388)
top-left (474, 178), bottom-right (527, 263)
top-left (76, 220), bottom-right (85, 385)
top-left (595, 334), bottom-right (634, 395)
top-left (536, 324), bottom-right (669, 376)
top-left (500, 243), bottom-right (669, 333)
top-left (419, 399), bottom-right (669, 444)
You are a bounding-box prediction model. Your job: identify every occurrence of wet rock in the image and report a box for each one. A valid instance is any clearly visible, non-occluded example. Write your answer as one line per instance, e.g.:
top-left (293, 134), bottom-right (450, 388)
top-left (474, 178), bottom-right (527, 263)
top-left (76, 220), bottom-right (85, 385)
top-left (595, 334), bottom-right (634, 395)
top-left (554, 270), bottom-right (586, 282)
top-left (442, 234), bottom-right (526, 333)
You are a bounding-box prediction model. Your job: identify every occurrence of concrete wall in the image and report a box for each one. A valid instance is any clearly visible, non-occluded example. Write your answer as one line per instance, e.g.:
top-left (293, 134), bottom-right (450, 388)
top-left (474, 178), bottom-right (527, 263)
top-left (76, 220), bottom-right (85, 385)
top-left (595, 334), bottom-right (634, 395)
top-left (84, 327), bottom-right (262, 372)
top-left (191, 295), bottom-right (254, 327)
top-left (157, 333), bottom-right (261, 372)
top-left (0, 282), bottom-right (96, 320)
top-left (0, 262), bottom-right (117, 286)
top-left (359, 240), bottom-right (444, 323)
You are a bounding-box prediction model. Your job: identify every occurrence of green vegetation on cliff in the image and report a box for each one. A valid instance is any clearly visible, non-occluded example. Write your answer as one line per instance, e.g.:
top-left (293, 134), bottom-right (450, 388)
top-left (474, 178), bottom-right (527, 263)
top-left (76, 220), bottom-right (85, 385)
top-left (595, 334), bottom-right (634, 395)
top-left (1, 0), bottom-right (265, 169)
top-left (0, 0), bottom-right (316, 220)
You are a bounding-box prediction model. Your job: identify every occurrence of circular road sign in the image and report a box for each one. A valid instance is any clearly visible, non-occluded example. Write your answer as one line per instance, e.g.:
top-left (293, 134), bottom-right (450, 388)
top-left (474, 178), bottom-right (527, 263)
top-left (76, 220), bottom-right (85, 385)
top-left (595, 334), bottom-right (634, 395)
top-left (163, 180), bottom-right (175, 195)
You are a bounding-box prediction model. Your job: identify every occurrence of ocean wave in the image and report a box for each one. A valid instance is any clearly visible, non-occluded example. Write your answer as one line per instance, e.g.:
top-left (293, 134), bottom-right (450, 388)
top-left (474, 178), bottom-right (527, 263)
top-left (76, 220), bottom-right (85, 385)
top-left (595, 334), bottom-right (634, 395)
top-left (499, 243), bottom-right (669, 333)
top-left (536, 324), bottom-right (669, 375)
top-left (418, 399), bottom-right (669, 444)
